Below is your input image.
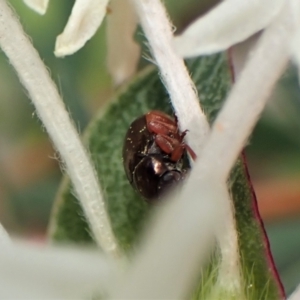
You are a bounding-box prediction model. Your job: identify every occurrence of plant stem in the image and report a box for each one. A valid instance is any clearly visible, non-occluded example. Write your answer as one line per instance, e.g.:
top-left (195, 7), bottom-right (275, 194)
top-left (289, 284), bottom-right (300, 300)
top-left (194, 6), bottom-right (292, 182)
top-left (0, 241), bottom-right (119, 299)
top-left (131, 0), bottom-right (242, 297)
top-left (0, 223), bottom-right (10, 244)
top-left (106, 0), bottom-right (140, 85)
top-left (0, 0), bottom-right (121, 258)
top-left (111, 3), bottom-right (293, 299)
top-left (132, 0), bottom-right (209, 156)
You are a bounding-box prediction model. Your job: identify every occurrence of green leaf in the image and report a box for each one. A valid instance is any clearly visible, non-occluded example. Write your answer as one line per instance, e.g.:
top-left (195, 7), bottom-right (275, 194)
top-left (48, 54), bottom-right (281, 299)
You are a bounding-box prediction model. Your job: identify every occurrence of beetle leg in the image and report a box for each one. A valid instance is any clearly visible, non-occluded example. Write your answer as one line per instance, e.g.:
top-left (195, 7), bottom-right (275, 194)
top-left (179, 129), bottom-right (188, 142)
top-left (146, 110), bottom-right (175, 126)
top-left (156, 129), bottom-right (197, 161)
top-left (145, 111), bottom-right (179, 136)
top-left (170, 144), bottom-right (184, 161)
top-left (154, 134), bottom-right (174, 154)
top-left (184, 144), bottom-right (197, 161)
top-left (147, 120), bottom-right (178, 137)
top-left (173, 114), bottom-right (181, 135)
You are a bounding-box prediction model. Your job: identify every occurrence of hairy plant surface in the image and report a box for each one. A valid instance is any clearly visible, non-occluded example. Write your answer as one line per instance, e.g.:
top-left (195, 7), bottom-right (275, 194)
top-left (49, 53), bottom-right (280, 299)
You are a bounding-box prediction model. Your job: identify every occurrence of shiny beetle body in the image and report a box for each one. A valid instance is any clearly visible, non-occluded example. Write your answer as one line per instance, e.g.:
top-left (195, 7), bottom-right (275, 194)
top-left (122, 111), bottom-right (196, 201)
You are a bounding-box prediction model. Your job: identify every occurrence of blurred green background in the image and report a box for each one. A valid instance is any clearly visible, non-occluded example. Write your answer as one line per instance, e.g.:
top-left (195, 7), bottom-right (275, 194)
top-left (0, 0), bottom-right (299, 296)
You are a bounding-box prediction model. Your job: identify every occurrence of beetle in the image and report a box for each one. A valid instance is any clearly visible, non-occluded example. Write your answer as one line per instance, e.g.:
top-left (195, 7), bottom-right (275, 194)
top-left (122, 110), bottom-right (196, 201)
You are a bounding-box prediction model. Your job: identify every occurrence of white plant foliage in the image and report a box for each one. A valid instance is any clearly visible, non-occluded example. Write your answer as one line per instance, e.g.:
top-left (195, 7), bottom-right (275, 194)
top-left (174, 0), bottom-right (285, 58)
top-left (55, 0), bottom-right (110, 57)
top-left (106, 0), bottom-right (140, 85)
top-left (112, 1), bottom-right (295, 299)
top-left (290, 0), bottom-right (300, 82)
top-left (0, 241), bottom-right (120, 299)
top-left (0, 223), bottom-right (10, 244)
top-left (230, 34), bottom-right (260, 79)
top-left (292, 32), bottom-right (300, 67)
top-left (132, 0), bottom-right (209, 158)
top-left (132, 0), bottom-right (242, 297)
top-left (113, 181), bottom-right (226, 299)
top-left (0, 0), bottom-right (120, 258)
top-left (195, 5), bottom-right (293, 181)
top-left (23, 0), bottom-right (49, 15)
top-left (288, 284), bottom-right (300, 300)
top-left (0, 0), bottom-right (299, 298)
top-left (215, 196), bottom-right (241, 293)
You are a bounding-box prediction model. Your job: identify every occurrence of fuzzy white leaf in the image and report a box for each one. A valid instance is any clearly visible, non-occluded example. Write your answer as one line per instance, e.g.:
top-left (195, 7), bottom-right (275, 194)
top-left (290, 0), bottom-right (300, 78)
top-left (112, 4), bottom-right (293, 299)
top-left (0, 0), bottom-right (121, 257)
top-left (106, 0), bottom-right (140, 85)
top-left (174, 0), bottom-right (284, 58)
top-left (55, 0), bottom-right (110, 57)
top-left (291, 31), bottom-right (300, 71)
top-left (192, 4), bottom-right (292, 182)
top-left (0, 241), bottom-right (119, 299)
top-left (23, 0), bottom-right (49, 15)
top-left (132, 0), bottom-right (209, 158)
top-left (0, 223), bottom-right (10, 244)
top-left (288, 284), bottom-right (300, 300)
top-left (230, 33), bottom-right (260, 79)
top-left (113, 181), bottom-right (223, 299)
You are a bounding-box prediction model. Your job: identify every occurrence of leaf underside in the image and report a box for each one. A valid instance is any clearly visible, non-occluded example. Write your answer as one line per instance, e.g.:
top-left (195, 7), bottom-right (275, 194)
top-left (48, 54), bottom-right (280, 299)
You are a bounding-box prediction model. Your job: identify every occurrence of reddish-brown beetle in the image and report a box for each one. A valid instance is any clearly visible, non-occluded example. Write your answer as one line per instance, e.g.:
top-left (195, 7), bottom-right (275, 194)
top-left (123, 110), bottom-right (196, 201)
top-left (145, 110), bottom-right (197, 161)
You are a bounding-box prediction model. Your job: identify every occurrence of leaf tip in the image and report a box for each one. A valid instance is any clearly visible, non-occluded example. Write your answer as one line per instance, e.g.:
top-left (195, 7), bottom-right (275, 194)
top-left (23, 0), bottom-right (49, 15)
